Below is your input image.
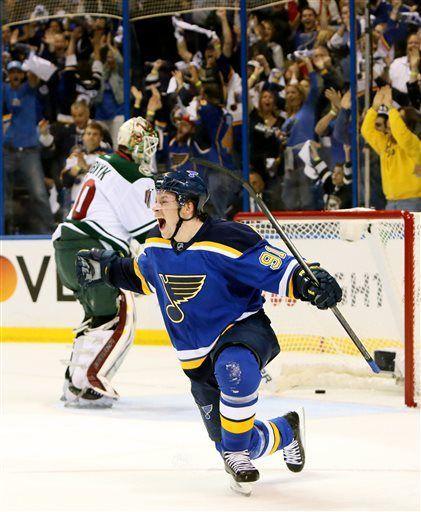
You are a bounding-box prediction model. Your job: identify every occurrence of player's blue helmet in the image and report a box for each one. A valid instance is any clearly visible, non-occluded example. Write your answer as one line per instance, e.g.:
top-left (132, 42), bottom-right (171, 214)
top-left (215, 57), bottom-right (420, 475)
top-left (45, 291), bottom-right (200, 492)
top-left (155, 170), bottom-right (209, 212)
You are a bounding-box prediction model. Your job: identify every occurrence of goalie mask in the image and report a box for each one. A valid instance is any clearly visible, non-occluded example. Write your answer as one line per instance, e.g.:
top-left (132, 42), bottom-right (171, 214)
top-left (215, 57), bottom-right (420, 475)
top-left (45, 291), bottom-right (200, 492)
top-left (117, 117), bottom-right (159, 175)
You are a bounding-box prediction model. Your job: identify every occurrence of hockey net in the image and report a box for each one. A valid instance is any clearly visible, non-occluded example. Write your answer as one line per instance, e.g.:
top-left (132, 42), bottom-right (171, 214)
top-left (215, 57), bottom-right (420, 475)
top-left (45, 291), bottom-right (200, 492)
top-left (235, 210), bottom-right (420, 407)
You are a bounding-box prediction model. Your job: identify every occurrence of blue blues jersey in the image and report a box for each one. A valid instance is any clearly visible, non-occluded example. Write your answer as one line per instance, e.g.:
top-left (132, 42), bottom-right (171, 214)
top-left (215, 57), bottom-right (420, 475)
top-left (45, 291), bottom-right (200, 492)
top-left (127, 218), bottom-right (299, 370)
top-left (3, 82), bottom-right (41, 148)
top-left (196, 103), bottom-right (236, 170)
top-left (281, 72), bottom-right (319, 149)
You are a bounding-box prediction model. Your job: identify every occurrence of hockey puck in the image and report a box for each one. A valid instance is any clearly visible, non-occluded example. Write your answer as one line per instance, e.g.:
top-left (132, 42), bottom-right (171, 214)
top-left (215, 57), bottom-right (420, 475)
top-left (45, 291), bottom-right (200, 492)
top-left (315, 389), bottom-right (326, 394)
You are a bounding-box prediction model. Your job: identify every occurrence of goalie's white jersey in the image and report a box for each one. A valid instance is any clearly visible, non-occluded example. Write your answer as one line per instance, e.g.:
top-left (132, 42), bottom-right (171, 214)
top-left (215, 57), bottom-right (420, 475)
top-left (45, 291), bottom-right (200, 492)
top-left (53, 153), bottom-right (157, 255)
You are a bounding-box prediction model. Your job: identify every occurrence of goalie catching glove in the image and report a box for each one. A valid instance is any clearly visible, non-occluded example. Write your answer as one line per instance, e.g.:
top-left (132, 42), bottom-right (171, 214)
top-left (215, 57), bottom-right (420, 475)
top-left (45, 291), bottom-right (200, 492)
top-left (293, 264), bottom-right (342, 310)
top-left (77, 249), bottom-right (119, 288)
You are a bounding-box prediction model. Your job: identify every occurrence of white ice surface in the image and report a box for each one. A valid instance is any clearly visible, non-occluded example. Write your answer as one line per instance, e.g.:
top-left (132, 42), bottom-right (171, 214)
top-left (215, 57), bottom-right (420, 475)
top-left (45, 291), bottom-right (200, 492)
top-left (1, 343), bottom-right (420, 512)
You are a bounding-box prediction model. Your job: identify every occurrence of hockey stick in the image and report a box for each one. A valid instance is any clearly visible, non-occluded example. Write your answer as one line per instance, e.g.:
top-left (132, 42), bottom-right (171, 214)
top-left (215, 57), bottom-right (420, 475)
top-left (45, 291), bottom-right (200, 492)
top-left (192, 158), bottom-right (381, 374)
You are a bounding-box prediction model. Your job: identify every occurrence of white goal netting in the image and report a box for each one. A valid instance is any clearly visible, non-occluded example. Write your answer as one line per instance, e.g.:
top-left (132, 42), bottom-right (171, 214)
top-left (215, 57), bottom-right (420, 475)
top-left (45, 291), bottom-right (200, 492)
top-left (237, 211), bottom-right (420, 406)
top-left (3, 0), bottom-right (288, 25)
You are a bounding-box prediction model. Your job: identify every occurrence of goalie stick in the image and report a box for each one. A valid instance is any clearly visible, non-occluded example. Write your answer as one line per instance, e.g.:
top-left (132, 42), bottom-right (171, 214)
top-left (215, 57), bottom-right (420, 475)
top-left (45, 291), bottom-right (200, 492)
top-left (192, 158), bottom-right (381, 374)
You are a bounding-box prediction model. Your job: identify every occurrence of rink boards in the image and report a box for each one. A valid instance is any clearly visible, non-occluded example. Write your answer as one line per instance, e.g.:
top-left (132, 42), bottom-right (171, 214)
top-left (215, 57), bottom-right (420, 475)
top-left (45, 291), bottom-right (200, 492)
top-left (1, 234), bottom-right (406, 350)
top-left (0, 239), bottom-right (169, 344)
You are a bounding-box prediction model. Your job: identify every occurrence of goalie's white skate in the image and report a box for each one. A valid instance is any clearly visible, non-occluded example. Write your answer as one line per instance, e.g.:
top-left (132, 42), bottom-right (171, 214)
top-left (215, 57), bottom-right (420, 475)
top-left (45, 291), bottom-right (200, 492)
top-left (63, 384), bottom-right (116, 409)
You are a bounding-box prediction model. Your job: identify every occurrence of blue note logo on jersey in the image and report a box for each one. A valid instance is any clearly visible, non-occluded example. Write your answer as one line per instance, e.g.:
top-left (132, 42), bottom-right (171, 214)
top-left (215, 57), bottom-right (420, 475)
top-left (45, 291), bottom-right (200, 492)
top-left (159, 274), bottom-right (207, 323)
top-left (201, 404), bottom-right (213, 420)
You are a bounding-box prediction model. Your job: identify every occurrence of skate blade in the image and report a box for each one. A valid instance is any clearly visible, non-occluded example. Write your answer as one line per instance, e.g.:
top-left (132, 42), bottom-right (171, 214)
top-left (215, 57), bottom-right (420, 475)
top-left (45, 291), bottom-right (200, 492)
top-left (64, 399), bottom-right (114, 409)
top-left (229, 477), bottom-right (253, 497)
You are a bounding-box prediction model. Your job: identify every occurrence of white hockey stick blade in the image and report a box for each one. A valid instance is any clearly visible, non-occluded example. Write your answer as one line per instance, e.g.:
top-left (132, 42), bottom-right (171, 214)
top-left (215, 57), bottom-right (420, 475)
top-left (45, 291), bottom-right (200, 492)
top-left (229, 477), bottom-right (253, 497)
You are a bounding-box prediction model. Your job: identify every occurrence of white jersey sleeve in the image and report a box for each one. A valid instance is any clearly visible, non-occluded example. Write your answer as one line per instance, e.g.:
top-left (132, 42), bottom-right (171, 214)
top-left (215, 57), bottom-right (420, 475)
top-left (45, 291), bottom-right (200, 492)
top-left (111, 178), bottom-right (157, 239)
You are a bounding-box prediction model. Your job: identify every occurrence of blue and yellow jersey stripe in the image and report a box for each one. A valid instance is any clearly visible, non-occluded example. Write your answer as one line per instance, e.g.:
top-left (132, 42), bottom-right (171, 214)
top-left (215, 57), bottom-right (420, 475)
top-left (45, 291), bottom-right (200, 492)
top-left (145, 237), bottom-right (244, 259)
top-left (133, 259), bottom-right (153, 295)
top-left (189, 241), bottom-right (242, 259)
top-left (144, 237), bottom-right (172, 249)
top-left (177, 323), bottom-right (234, 370)
top-left (278, 260), bottom-right (299, 298)
top-left (180, 356), bottom-right (207, 370)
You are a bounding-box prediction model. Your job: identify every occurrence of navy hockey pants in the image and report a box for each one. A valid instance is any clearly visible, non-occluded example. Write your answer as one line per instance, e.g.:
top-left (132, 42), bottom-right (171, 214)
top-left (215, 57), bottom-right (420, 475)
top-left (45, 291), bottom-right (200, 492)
top-left (188, 309), bottom-right (280, 443)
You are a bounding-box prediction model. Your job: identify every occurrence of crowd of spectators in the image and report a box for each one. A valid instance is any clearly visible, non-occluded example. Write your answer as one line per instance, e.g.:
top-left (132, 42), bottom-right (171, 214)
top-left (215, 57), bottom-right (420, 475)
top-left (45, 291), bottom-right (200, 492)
top-left (2, 0), bottom-right (421, 233)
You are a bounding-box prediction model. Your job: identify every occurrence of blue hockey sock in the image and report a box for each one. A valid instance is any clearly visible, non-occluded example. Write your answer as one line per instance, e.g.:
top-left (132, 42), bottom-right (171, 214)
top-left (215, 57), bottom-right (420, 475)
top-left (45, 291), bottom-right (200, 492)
top-left (248, 421), bottom-right (267, 459)
top-left (248, 416), bottom-right (294, 459)
top-left (214, 346), bottom-right (261, 452)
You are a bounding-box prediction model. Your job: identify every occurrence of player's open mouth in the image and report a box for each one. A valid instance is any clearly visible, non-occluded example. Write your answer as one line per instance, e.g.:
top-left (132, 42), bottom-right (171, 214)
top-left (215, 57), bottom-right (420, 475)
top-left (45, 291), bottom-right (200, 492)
top-left (157, 218), bottom-right (166, 230)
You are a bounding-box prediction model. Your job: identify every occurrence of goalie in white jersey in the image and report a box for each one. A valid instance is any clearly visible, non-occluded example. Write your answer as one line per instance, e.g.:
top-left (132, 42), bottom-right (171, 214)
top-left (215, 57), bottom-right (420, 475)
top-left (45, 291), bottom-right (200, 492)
top-left (53, 117), bottom-right (159, 407)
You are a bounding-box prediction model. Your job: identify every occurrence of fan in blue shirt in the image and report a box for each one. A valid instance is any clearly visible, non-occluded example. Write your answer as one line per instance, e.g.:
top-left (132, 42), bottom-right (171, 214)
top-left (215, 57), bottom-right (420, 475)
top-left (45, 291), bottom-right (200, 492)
top-left (3, 61), bottom-right (53, 234)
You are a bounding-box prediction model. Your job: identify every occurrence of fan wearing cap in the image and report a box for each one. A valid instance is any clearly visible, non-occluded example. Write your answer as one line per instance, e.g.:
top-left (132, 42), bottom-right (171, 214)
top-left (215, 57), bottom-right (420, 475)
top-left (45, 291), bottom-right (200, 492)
top-left (3, 60), bottom-right (54, 234)
top-left (53, 117), bottom-right (159, 408)
top-left (76, 169), bottom-right (342, 489)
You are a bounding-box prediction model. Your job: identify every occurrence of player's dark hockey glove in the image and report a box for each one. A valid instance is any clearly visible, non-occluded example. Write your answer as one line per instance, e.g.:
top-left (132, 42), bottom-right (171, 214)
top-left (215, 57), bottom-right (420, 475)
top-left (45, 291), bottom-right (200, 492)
top-left (293, 264), bottom-right (342, 310)
top-left (76, 249), bottom-right (119, 288)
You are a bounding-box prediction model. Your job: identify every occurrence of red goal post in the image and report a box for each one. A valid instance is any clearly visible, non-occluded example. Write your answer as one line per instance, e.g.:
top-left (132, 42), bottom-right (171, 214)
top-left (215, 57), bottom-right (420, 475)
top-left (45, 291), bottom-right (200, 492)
top-left (235, 210), bottom-right (420, 407)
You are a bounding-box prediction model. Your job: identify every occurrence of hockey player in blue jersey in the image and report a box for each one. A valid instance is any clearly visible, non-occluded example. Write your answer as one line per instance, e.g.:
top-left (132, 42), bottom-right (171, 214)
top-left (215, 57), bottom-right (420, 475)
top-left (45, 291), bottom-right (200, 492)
top-left (76, 169), bottom-right (342, 493)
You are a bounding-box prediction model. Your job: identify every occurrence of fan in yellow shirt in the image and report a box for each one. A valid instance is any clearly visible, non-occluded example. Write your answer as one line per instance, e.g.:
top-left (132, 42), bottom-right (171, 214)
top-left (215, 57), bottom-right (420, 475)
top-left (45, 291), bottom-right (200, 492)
top-left (361, 86), bottom-right (421, 211)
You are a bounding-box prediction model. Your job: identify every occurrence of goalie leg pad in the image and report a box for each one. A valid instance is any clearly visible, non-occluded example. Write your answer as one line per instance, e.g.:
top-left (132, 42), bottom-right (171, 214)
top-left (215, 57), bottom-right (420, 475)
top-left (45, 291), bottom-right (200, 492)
top-left (69, 290), bottom-right (136, 398)
top-left (87, 290), bottom-right (136, 396)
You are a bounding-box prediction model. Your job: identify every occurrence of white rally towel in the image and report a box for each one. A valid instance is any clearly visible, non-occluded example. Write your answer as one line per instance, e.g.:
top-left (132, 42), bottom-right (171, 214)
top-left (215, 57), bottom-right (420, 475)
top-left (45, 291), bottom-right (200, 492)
top-left (22, 54), bottom-right (57, 82)
top-left (172, 16), bottom-right (217, 40)
top-left (298, 140), bottom-right (318, 179)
